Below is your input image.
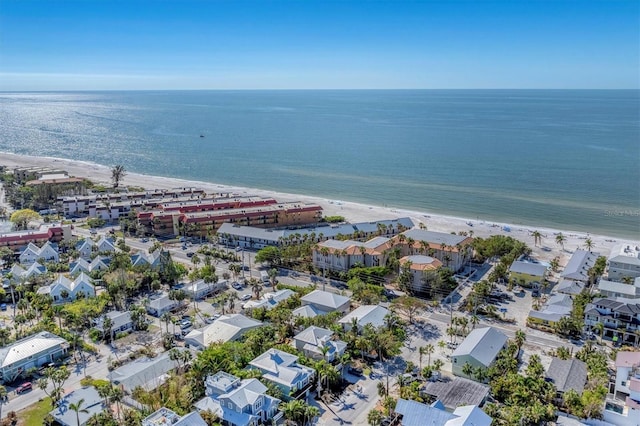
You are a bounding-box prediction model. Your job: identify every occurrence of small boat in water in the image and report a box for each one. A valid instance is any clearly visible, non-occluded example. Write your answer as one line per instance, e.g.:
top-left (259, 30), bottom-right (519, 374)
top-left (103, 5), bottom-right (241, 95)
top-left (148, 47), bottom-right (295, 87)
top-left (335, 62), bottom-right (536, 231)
top-left (200, 134), bottom-right (205, 138)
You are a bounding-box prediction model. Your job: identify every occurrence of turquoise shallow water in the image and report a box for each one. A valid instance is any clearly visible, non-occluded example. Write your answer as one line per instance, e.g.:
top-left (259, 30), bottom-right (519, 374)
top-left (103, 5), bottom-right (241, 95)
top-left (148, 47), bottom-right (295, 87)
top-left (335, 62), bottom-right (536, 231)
top-left (0, 90), bottom-right (638, 238)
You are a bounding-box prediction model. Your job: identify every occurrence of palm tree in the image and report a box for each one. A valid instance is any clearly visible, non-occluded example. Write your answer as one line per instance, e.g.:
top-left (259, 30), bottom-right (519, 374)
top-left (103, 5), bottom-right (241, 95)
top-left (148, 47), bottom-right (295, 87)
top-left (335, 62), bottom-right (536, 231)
top-left (110, 165), bottom-right (126, 189)
top-left (584, 238), bottom-right (594, 251)
top-left (462, 362), bottom-right (474, 378)
top-left (595, 322), bottom-right (605, 344)
top-left (514, 329), bottom-right (526, 355)
top-left (555, 233), bottom-right (566, 251)
top-left (532, 230), bottom-right (542, 247)
top-left (251, 280), bottom-right (263, 300)
top-left (368, 409), bottom-right (383, 426)
top-left (69, 398), bottom-right (89, 426)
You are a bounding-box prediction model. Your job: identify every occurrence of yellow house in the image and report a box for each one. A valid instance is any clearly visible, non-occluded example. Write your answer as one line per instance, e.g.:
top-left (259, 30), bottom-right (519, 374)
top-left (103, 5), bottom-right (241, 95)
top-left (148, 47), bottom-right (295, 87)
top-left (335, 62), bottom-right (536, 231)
top-left (509, 261), bottom-right (547, 287)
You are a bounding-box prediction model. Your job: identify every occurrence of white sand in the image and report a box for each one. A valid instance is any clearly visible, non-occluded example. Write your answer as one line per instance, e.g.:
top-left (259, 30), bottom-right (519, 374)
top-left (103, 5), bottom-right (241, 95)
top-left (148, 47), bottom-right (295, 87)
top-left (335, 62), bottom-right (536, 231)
top-left (1, 152), bottom-right (638, 266)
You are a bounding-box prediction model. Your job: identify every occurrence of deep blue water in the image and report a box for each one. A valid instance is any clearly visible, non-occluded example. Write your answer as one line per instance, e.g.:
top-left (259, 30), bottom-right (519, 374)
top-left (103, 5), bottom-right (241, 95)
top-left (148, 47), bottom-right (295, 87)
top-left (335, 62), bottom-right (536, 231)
top-left (0, 90), bottom-right (638, 238)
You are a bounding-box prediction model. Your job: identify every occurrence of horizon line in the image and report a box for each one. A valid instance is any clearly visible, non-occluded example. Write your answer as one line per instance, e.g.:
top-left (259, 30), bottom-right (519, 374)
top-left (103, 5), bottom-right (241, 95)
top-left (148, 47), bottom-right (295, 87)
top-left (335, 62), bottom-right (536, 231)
top-left (2, 88), bottom-right (639, 92)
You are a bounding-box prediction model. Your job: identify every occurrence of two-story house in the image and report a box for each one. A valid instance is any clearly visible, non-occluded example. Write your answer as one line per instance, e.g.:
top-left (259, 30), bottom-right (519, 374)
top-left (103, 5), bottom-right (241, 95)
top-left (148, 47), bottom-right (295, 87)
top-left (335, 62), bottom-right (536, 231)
top-left (194, 371), bottom-right (282, 426)
top-left (292, 326), bottom-right (347, 362)
top-left (584, 297), bottom-right (640, 346)
top-left (19, 241), bottom-right (59, 264)
top-left (249, 349), bottom-right (315, 400)
top-left (36, 272), bottom-right (96, 303)
top-left (602, 351), bottom-right (640, 426)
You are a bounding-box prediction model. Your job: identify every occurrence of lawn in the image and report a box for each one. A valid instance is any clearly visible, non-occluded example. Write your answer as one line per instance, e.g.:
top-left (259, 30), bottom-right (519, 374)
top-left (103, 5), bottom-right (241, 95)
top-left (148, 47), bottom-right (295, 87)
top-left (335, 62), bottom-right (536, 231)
top-left (18, 397), bottom-right (52, 426)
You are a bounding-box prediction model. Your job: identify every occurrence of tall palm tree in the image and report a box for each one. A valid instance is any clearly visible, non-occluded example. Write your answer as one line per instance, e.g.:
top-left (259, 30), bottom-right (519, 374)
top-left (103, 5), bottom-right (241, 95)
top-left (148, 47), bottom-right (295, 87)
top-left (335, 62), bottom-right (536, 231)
top-left (423, 343), bottom-right (434, 367)
top-left (69, 398), bottom-right (89, 426)
top-left (532, 231), bottom-right (542, 247)
top-left (462, 362), bottom-right (474, 378)
top-left (595, 322), bottom-right (605, 344)
top-left (555, 233), bottom-right (566, 251)
top-left (584, 238), bottom-right (594, 251)
top-left (110, 165), bottom-right (126, 189)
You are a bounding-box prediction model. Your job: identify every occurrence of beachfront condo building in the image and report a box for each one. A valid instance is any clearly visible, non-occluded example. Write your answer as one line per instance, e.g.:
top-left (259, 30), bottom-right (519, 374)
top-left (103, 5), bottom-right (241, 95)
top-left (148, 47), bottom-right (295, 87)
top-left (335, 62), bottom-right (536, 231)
top-left (608, 244), bottom-right (640, 282)
top-left (0, 224), bottom-right (71, 251)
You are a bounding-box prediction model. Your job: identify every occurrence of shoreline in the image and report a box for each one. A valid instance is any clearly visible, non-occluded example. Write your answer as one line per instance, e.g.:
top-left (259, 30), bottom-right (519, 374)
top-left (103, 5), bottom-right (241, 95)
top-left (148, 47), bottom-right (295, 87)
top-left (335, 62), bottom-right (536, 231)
top-left (1, 151), bottom-right (638, 265)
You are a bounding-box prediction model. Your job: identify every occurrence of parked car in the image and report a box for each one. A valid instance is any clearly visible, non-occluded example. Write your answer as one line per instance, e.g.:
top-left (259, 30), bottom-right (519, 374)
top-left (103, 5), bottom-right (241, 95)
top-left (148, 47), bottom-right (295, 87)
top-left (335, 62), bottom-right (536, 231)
top-left (186, 252), bottom-right (194, 258)
top-left (235, 246), bottom-right (243, 252)
top-left (232, 282), bottom-right (243, 290)
top-left (179, 319), bottom-right (192, 329)
top-left (241, 294), bottom-right (251, 301)
top-left (348, 366), bottom-right (363, 376)
top-left (141, 237), bottom-right (149, 243)
top-left (16, 382), bottom-right (32, 394)
top-left (0, 303), bottom-right (6, 311)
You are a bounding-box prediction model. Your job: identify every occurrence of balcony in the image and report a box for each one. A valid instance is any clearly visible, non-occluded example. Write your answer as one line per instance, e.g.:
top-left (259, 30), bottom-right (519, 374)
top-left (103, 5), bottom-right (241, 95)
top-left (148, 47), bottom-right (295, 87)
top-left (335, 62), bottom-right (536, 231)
top-left (288, 381), bottom-right (314, 400)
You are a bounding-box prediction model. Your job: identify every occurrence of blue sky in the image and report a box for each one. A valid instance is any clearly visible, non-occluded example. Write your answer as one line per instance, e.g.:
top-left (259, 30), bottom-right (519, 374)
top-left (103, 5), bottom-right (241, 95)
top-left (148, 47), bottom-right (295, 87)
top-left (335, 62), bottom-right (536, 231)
top-left (0, 0), bottom-right (638, 90)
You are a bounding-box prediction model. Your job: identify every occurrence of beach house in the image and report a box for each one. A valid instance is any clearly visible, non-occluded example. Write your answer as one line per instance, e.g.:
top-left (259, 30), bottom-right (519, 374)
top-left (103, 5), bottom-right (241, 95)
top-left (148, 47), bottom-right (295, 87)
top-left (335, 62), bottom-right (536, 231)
top-left (49, 386), bottom-right (105, 426)
top-left (598, 278), bottom-right (640, 299)
top-left (184, 314), bottom-right (262, 350)
top-left (545, 357), bottom-right (588, 396)
top-left (19, 241), bottom-right (59, 264)
top-left (584, 297), bottom-right (640, 346)
top-left (292, 326), bottom-right (347, 362)
top-left (142, 408), bottom-right (207, 426)
top-left (395, 398), bottom-right (492, 426)
top-left (300, 290), bottom-right (351, 315)
top-left (248, 349), bottom-right (315, 400)
top-left (146, 294), bottom-right (180, 317)
top-left (194, 372), bottom-right (282, 426)
top-left (451, 327), bottom-right (508, 381)
top-left (37, 272), bottom-right (95, 302)
top-left (0, 331), bottom-right (69, 383)
top-left (602, 351), bottom-right (640, 426)
top-left (509, 260), bottom-right (547, 287)
top-left (557, 250), bottom-right (600, 295)
top-left (608, 245), bottom-right (640, 282)
top-left (108, 349), bottom-right (188, 393)
top-left (527, 293), bottom-right (573, 329)
top-left (338, 305), bottom-right (390, 331)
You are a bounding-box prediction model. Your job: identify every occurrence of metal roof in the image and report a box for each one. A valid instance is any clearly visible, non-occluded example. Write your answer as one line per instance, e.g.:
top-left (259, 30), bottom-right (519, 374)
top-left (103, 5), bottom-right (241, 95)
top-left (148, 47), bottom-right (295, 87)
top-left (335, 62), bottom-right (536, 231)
top-left (338, 305), bottom-right (389, 329)
top-left (452, 327), bottom-right (508, 367)
top-left (509, 261), bottom-right (547, 276)
top-left (301, 290), bottom-right (350, 310)
top-left (0, 331), bottom-right (67, 368)
top-left (561, 250), bottom-right (599, 281)
top-left (402, 229), bottom-right (469, 247)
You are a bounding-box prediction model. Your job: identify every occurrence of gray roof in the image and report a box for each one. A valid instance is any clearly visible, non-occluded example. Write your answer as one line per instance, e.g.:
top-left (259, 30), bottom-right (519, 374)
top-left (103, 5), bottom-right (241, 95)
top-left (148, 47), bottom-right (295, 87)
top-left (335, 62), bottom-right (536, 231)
top-left (561, 250), bottom-right (599, 281)
top-left (51, 386), bottom-right (104, 426)
top-left (452, 327), bottom-right (508, 367)
top-left (294, 326), bottom-right (333, 346)
top-left (301, 290), bottom-right (350, 310)
top-left (420, 377), bottom-right (490, 411)
top-left (395, 398), bottom-right (456, 426)
top-left (598, 279), bottom-right (639, 297)
top-left (95, 311), bottom-right (132, 332)
top-left (402, 229), bottom-right (468, 246)
top-left (556, 278), bottom-right (585, 295)
top-left (147, 295), bottom-right (178, 311)
top-left (527, 310), bottom-right (567, 323)
top-left (509, 261), bottom-right (547, 277)
top-left (338, 305), bottom-right (389, 329)
top-left (108, 350), bottom-right (184, 392)
top-left (546, 358), bottom-right (587, 393)
top-left (143, 408), bottom-right (208, 426)
top-left (292, 305), bottom-right (320, 318)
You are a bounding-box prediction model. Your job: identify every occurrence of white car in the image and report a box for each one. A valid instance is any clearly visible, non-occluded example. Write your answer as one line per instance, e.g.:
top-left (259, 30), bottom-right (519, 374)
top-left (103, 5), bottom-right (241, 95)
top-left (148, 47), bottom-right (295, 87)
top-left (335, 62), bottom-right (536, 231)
top-left (241, 294), bottom-right (251, 301)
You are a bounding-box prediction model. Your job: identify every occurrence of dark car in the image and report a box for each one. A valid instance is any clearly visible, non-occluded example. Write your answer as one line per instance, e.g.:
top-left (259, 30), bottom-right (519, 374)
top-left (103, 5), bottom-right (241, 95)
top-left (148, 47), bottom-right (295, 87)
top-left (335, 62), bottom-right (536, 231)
top-left (0, 303), bottom-right (6, 311)
top-left (348, 366), bottom-right (363, 376)
top-left (16, 382), bottom-right (32, 394)
top-left (186, 252), bottom-right (194, 258)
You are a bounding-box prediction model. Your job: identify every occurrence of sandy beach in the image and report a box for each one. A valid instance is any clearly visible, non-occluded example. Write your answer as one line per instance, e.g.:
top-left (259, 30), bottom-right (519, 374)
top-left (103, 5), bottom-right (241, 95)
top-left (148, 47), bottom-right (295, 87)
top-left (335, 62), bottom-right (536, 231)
top-left (1, 151), bottom-right (638, 267)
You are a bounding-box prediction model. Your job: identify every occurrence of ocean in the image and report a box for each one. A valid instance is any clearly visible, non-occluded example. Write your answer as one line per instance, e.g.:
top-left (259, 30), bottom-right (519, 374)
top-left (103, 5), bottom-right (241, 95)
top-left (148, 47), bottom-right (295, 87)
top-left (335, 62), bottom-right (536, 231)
top-left (0, 90), bottom-right (638, 239)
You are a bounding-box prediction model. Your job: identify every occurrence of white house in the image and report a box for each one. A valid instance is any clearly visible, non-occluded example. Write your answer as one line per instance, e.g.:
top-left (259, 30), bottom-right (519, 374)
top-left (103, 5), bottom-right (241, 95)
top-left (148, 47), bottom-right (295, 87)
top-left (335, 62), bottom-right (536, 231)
top-left (108, 349), bottom-right (188, 393)
top-left (300, 290), bottom-right (351, 315)
top-left (249, 349), bottom-right (315, 400)
top-left (19, 241), bottom-right (59, 264)
top-left (608, 244), bottom-right (640, 282)
top-left (242, 289), bottom-right (295, 311)
top-left (185, 314), bottom-right (262, 350)
top-left (0, 331), bottom-right (68, 383)
top-left (37, 272), bottom-right (95, 302)
top-left (338, 305), bottom-right (390, 331)
top-left (603, 351), bottom-right (640, 426)
top-left (194, 372), bottom-right (282, 426)
top-left (131, 251), bottom-right (162, 269)
top-left (292, 326), bottom-right (347, 362)
top-left (598, 278), bottom-right (640, 299)
top-left (69, 256), bottom-right (110, 276)
top-left (557, 250), bottom-right (600, 295)
top-left (451, 327), bottom-right (508, 380)
top-left (76, 239), bottom-right (95, 260)
top-left (95, 236), bottom-right (117, 254)
top-left (183, 279), bottom-right (228, 300)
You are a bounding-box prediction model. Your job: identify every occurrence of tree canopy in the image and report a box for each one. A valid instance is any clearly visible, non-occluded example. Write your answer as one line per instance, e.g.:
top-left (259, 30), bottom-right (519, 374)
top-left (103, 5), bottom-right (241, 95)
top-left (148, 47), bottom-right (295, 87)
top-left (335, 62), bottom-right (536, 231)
top-left (9, 208), bottom-right (41, 230)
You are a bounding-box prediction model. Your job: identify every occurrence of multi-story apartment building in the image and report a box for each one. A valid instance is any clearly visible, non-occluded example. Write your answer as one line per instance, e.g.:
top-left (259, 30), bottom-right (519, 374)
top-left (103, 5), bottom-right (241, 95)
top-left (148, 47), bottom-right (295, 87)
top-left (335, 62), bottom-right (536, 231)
top-left (584, 297), bottom-right (640, 347)
top-left (603, 351), bottom-right (640, 426)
